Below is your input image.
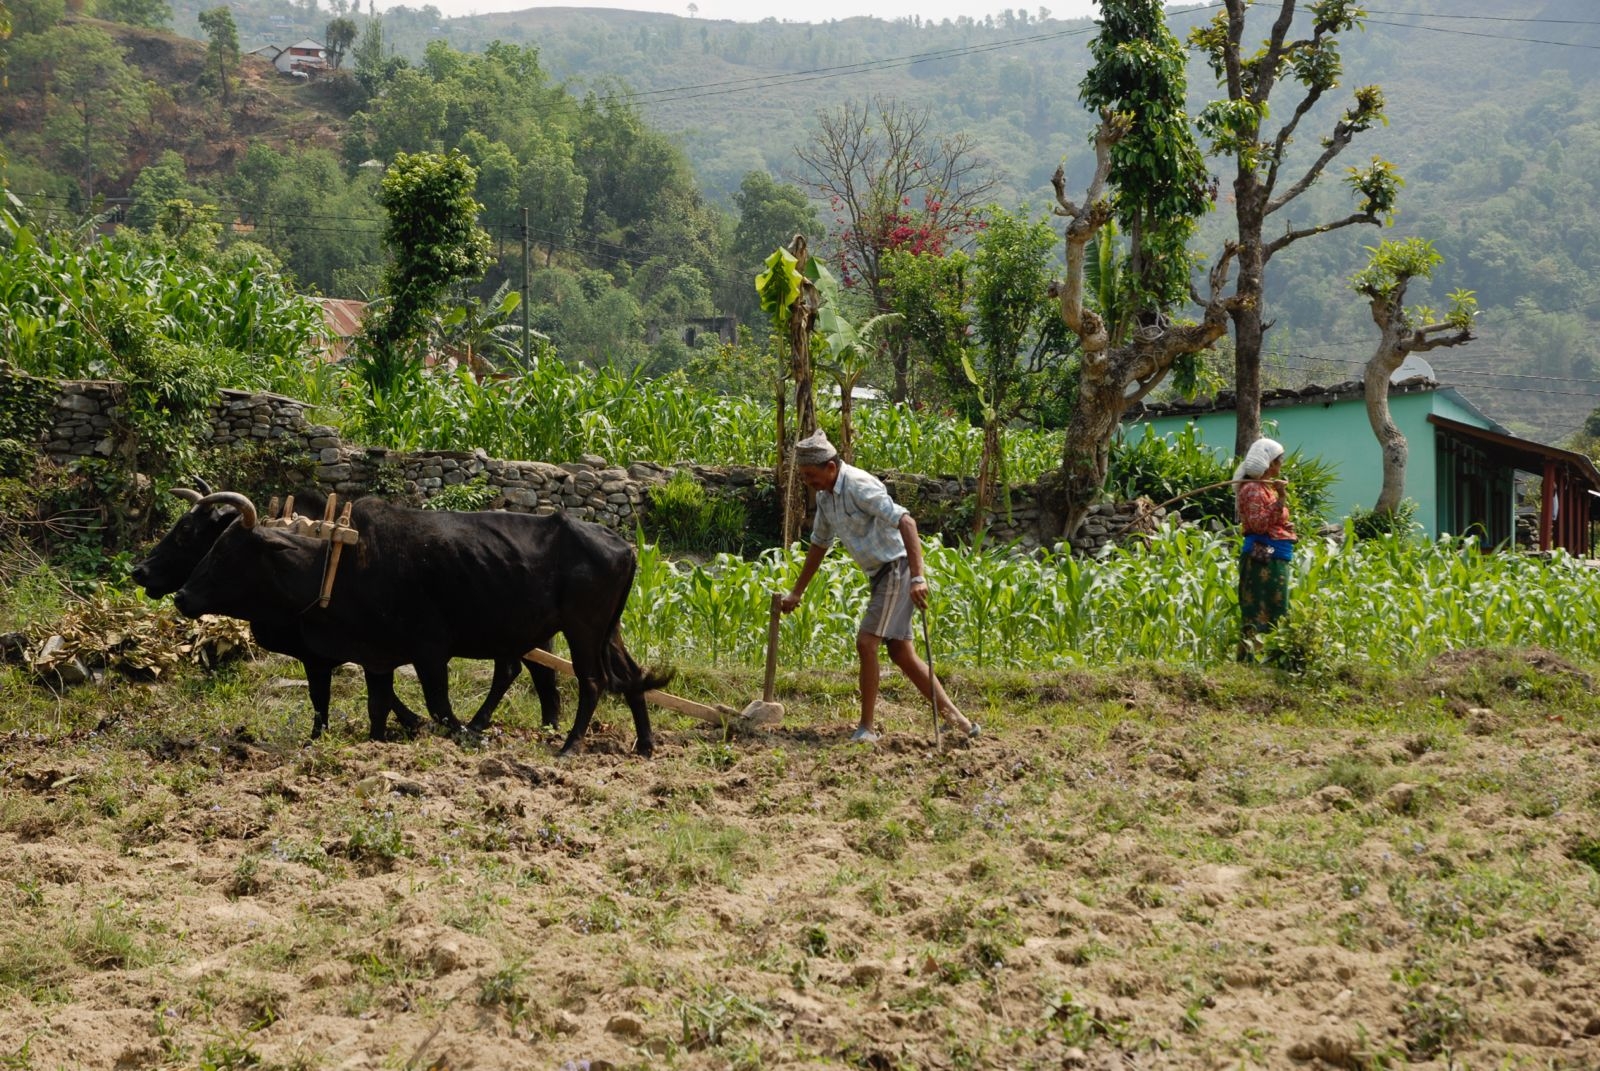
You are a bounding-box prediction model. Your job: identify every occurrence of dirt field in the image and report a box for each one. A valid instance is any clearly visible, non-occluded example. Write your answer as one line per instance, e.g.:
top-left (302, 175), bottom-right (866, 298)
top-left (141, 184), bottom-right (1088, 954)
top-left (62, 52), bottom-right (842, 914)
top-left (2, 649), bottom-right (1599, 1070)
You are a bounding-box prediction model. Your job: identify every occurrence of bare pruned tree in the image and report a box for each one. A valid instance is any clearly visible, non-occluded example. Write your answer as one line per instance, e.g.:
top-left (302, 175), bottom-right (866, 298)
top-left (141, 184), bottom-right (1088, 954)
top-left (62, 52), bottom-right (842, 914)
top-left (1190, 0), bottom-right (1400, 459)
top-left (1351, 238), bottom-right (1476, 516)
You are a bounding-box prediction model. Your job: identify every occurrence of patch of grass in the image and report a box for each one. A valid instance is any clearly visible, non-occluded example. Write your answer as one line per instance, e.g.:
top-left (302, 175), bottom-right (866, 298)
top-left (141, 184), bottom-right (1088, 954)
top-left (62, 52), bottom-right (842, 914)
top-left (478, 961), bottom-right (534, 1028)
top-left (65, 904), bottom-right (156, 971)
top-left (631, 812), bottom-right (752, 891)
top-left (677, 984), bottom-right (777, 1052)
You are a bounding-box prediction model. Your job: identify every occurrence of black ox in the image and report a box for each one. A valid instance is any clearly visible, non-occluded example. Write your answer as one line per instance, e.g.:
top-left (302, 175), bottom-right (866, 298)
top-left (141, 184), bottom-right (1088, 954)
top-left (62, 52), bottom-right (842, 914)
top-left (154, 490), bottom-right (670, 755)
top-left (134, 484), bottom-right (488, 741)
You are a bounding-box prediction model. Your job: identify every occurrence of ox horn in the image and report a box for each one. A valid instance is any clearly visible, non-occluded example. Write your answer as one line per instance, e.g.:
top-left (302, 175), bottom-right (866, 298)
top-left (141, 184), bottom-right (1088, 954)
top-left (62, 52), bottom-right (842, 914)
top-left (194, 491), bottom-right (259, 530)
top-left (169, 487), bottom-right (202, 504)
top-left (193, 475), bottom-right (214, 495)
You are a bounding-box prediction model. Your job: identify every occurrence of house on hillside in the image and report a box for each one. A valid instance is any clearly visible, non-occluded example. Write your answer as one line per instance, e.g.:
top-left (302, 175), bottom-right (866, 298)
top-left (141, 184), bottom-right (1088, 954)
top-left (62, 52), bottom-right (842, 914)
top-left (1122, 371), bottom-right (1600, 556)
top-left (274, 40), bottom-right (329, 77)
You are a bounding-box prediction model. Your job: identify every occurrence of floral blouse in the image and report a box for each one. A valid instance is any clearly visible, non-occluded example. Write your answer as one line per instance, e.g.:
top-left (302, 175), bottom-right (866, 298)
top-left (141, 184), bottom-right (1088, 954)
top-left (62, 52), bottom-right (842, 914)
top-left (1237, 480), bottom-right (1296, 541)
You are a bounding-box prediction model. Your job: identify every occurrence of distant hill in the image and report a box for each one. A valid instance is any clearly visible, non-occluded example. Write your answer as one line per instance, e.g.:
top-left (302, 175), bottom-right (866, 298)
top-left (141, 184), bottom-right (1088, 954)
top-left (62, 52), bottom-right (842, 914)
top-left (370, 0), bottom-right (1600, 440)
top-left (18, 0), bottom-right (1600, 441)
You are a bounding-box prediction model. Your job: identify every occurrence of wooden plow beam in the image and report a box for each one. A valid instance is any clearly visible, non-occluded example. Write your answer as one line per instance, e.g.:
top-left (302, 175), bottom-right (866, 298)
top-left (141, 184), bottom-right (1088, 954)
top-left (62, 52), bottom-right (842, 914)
top-left (522, 648), bottom-right (777, 731)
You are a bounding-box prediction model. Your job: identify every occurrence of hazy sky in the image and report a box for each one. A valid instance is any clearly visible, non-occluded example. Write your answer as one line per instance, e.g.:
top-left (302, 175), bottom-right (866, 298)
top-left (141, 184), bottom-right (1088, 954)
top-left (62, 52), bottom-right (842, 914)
top-left (400, 0), bottom-right (1105, 26)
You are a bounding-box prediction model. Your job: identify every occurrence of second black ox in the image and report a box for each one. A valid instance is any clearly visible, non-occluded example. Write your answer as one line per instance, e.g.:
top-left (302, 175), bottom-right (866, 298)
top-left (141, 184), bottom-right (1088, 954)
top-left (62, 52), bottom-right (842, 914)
top-left (172, 492), bottom-right (670, 757)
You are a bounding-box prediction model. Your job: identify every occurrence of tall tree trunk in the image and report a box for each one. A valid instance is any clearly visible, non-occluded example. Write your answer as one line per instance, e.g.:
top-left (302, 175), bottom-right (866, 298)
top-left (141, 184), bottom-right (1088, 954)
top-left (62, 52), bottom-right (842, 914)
top-left (1231, 179), bottom-right (1266, 459)
top-left (1053, 376), bottom-right (1128, 539)
top-left (839, 389), bottom-right (856, 464)
top-left (782, 235), bottom-right (821, 546)
top-left (890, 338), bottom-right (910, 403)
top-left (1363, 357), bottom-right (1409, 516)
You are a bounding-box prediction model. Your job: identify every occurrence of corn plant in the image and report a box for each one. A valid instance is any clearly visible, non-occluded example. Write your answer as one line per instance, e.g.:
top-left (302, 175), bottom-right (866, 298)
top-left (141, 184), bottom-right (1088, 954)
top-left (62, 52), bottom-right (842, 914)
top-left (621, 528), bottom-right (1600, 674)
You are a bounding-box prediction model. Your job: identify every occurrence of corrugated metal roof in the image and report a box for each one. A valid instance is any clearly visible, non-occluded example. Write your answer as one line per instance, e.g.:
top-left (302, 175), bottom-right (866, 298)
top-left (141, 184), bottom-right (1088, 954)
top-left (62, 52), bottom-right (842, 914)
top-left (310, 297), bottom-right (367, 363)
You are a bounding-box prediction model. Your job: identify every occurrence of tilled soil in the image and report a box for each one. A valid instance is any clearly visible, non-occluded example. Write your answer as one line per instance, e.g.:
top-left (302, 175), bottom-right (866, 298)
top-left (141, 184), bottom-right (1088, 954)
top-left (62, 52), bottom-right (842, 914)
top-left (1, 653), bottom-right (1599, 1070)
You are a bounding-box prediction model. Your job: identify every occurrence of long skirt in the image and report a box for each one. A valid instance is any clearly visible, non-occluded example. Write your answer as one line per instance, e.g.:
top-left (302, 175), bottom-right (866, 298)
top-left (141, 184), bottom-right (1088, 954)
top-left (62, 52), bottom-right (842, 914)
top-left (1238, 553), bottom-right (1290, 657)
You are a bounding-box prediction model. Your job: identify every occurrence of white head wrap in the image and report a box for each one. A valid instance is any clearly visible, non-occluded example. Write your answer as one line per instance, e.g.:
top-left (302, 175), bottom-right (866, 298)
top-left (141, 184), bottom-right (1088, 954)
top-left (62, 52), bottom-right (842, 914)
top-left (1233, 437), bottom-right (1285, 483)
top-left (795, 429), bottom-right (838, 467)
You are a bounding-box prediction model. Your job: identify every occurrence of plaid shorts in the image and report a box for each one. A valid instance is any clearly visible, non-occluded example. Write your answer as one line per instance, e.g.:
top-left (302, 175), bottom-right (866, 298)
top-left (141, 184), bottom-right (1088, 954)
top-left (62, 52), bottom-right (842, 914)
top-left (859, 557), bottom-right (914, 641)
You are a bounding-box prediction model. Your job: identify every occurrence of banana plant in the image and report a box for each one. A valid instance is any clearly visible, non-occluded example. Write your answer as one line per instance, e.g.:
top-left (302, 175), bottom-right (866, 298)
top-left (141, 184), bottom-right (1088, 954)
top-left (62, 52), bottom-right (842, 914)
top-left (432, 281), bottom-right (532, 378)
top-left (810, 258), bottom-right (900, 463)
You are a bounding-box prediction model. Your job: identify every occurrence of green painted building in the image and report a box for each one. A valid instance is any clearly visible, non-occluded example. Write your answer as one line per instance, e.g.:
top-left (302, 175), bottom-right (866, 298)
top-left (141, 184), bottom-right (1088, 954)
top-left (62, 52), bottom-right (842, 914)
top-left (1123, 376), bottom-right (1600, 555)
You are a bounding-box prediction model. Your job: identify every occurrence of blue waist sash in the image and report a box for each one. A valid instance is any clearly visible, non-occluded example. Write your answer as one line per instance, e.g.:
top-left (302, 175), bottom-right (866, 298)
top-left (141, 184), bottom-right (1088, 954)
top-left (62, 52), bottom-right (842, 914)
top-left (1241, 534), bottom-right (1295, 562)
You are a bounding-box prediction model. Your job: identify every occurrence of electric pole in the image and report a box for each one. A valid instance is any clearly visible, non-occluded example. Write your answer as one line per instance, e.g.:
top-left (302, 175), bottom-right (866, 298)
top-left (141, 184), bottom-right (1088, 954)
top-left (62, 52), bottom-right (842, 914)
top-left (521, 206), bottom-right (532, 368)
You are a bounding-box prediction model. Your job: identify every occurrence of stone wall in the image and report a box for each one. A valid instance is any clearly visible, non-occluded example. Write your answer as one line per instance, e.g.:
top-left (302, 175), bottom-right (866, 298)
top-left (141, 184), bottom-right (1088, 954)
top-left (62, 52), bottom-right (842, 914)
top-left (22, 374), bottom-right (1168, 554)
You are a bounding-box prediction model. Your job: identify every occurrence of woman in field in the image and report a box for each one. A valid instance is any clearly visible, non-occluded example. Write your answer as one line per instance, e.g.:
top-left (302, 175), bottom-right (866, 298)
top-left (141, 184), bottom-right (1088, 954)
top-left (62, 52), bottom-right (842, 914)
top-left (1235, 437), bottom-right (1296, 659)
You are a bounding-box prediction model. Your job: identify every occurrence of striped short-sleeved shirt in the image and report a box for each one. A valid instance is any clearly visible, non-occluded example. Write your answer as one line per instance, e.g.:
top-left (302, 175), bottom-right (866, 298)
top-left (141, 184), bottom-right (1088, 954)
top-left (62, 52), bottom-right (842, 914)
top-left (810, 463), bottom-right (909, 574)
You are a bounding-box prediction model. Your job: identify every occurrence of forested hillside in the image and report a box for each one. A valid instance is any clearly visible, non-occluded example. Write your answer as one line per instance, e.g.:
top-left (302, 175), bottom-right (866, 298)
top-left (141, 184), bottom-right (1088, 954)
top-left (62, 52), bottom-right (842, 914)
top-left (4, 0), bottom-right (1599, 440)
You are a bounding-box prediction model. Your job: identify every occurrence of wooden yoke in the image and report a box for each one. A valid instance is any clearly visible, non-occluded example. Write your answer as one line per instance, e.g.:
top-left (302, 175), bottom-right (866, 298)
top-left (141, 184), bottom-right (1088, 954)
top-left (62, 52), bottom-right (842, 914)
top-left (316, 497), bottom-right (359, 608)
top-left (261, 492), bottom-right (360, 607)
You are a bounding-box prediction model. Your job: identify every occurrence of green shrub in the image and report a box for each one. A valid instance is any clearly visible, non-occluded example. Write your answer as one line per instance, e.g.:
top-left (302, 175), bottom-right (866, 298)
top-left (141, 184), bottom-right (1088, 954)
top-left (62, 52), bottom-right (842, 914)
top-left (645, 471), bottom-right (750, 555)
top-left (1347, 500), bottom-right (1421, 540)
top-left (423, 473), bottom-right (496, 512)
top-left (1106, 425), bottom-right (1233, 522)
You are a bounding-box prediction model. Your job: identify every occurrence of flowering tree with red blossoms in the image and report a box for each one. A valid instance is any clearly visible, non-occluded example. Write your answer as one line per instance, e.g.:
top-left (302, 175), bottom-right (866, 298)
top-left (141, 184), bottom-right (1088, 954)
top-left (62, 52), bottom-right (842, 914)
top-left (797, 97), bottom-right (996, 402)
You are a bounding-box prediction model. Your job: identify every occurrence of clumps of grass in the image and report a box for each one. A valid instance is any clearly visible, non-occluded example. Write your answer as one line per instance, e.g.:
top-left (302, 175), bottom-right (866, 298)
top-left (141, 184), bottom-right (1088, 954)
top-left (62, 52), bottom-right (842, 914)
top-left (1397, 968), bottom-right (1470, 1060)
top-left (65, 905), bottom-right (155, 971)
top-left (1567, 837), bottom-right (1600, 875)
top-left (341, 809), bottom-right (409, 868)
top-left (677, 984), bottom-right (776, 1052)
top-left (1306, 755), bottom-right (1398, 803)
top-left (630, 813), bottom-right (751, 892)
top-left (478, 961), bottom-right (535, 1028)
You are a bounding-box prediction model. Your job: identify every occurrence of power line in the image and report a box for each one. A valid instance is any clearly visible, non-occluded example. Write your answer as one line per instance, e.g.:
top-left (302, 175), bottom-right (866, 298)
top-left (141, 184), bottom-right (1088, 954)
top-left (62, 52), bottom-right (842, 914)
top-left (1365, 9), bottom-right (1600, 26)
top-left (1362, 18), bottom-right (1600, 50)
top-left (1279, 351), bottom-right (1600, 398)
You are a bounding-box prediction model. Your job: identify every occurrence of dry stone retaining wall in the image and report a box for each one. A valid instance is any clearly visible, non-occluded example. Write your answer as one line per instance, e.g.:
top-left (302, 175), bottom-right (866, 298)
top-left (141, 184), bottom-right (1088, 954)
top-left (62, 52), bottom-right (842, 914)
top-left (23, 375), bottom-right (1164, 553)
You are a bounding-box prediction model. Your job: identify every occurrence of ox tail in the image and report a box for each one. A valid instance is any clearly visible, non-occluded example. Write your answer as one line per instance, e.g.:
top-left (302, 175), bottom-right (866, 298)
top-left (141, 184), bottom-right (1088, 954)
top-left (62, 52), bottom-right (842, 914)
top-left (596, 537), bottom-right (674, 697)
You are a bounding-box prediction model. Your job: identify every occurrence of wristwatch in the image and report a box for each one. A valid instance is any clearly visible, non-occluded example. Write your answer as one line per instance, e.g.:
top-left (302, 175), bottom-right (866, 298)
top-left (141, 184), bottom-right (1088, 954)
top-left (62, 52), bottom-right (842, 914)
top-left (909, 576), bottom-right (927, 586)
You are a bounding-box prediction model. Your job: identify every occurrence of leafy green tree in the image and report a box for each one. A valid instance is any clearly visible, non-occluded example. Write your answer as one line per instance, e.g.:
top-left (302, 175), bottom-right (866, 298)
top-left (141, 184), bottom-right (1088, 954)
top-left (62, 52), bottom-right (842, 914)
top-left (127, 150), bottom-right (196, 231)
top-left (361, 149), bottom-right (492, 394)
top-left (1190, 0), bottom-right (1399, 457)
top-left (237, 147), bottom-right (384, 296)
top-left (197, 6), bottom-right (239, 108)
top-left (1349, 238), bottom-right (1476, 515)
top-left (1047, 0), bottom-right (1237, 538)
top-left (726, 170), bottom-right (818, 323)
top-left (520, 137), bottom-right (587, 266)
top-left (888, 210), bottom-right (1073, 532)
top-left (7, 25), bottom-right (150, 201)
top-left (95, 0), bottom-right (170, 28)
top-left (1078, 0), bottom-right (1209, 318)
top-left (458, 132), bottom-right (520, 248)
top-left (7, 0), bottom-right (61, 34)
top-left (529, 266), bottom-right (643, 368)
top-left (351, 15), bottom-right (406, 101)
top-left (966, 209), bottom-right (1075, 530)
top-left (325, 15), bottom-right (356, 69)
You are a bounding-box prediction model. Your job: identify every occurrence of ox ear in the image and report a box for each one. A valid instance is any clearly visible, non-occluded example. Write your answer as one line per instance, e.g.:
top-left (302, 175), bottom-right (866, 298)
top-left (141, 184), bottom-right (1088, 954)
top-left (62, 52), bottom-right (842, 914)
top-left (194, 491), bottom-right (258, 529)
